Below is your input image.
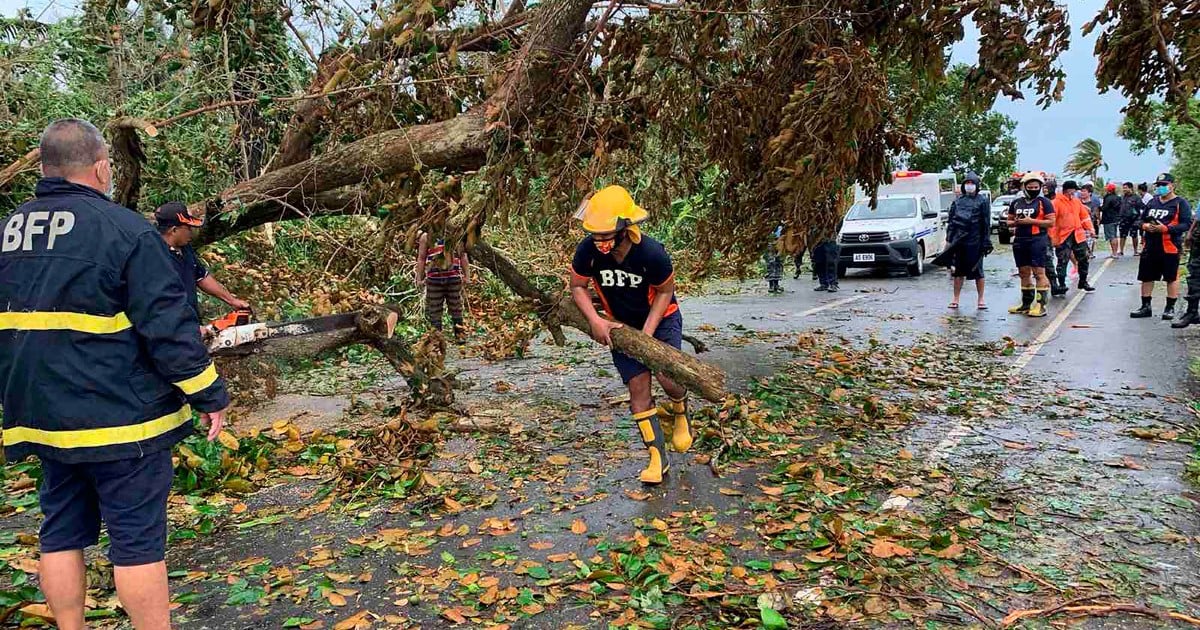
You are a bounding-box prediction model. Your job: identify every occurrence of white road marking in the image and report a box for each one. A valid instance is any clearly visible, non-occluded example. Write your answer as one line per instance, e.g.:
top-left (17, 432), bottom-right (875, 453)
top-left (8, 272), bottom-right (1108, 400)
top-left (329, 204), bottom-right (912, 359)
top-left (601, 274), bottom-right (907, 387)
top-left (925, 256), bottom-right (1115, 468)
top-left (797, 294), bottom-right (866, 317)
top-left (1009, 256), bottom-right (1115, 376)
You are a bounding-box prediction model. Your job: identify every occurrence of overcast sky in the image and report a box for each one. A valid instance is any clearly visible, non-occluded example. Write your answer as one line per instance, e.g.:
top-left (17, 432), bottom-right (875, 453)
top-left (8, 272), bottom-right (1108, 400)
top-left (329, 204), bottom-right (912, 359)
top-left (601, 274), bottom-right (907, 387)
top-left (1, 0), bottom-right (1173, 182)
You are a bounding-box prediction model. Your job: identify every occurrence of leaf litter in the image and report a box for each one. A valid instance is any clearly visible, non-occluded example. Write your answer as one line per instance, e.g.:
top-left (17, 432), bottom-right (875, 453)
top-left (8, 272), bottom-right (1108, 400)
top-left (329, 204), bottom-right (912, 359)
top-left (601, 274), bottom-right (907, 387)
top-left (2, 331), bottom-right (1198, 627)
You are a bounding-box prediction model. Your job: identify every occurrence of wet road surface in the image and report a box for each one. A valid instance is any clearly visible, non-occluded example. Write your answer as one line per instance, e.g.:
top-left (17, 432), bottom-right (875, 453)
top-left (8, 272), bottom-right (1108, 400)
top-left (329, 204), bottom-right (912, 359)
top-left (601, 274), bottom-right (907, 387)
top-left (5, 245), bottom-right (1199, 629)
top-left (186, 249), bottom-right (1200, 628)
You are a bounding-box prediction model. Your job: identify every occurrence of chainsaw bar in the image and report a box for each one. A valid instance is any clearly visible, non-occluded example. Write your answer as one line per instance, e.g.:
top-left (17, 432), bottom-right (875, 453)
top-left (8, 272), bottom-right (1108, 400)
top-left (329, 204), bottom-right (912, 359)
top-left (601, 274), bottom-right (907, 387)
top-left (263, 312), bottom-right (361, 337)
top-left (208, 312), bottom-right (362, 353)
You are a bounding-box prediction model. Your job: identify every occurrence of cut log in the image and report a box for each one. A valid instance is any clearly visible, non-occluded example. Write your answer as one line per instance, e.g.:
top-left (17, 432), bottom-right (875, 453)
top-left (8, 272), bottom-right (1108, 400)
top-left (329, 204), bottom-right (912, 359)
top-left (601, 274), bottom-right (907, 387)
top-left (211, 308), bottom-right (452, 406)
top-left (469, 242), bottom-right (727, 403)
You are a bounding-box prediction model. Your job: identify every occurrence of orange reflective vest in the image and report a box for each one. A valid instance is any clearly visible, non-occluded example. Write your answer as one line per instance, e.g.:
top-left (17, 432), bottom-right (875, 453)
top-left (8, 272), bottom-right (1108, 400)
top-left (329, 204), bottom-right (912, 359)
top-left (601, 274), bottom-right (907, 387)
top-left (1051, 195), bottom-right (1094, 247)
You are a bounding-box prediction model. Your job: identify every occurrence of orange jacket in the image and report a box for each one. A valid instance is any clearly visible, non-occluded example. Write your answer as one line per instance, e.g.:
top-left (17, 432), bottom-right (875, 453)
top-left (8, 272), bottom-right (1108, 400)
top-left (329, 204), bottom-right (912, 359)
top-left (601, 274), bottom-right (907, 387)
top-left (1051, 195), bottom-right (1094, 246)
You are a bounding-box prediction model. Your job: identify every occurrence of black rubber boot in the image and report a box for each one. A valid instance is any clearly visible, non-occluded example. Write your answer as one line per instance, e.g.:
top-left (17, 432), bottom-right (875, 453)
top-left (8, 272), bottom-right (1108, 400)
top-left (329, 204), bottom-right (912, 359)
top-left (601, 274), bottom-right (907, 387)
top-left (1172, 302), bottom-right (1200, 328)
top-left (1078, 271), bottom-right (1095, 292)
top-left (1009, 288), bottom-right (1034, 314)
top-left (1130, 305), bottom-right (1153, 318)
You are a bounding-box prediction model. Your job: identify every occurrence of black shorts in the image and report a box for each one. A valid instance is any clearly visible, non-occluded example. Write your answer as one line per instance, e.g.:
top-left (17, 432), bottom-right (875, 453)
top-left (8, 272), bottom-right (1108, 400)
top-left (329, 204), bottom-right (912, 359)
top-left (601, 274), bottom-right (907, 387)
top-left (1138, 250), bottom-right (1181, 282)
top-left (612, 311), bottom-right (683, 383)
top-left (951, 243), bottom-right (984, 280)
top-left (1119, 223), bottom-right (1137, 238)
top-left (1011, 235), bottom-right (1050, 269)
top-left (38, 449), bottom-right (173, 566)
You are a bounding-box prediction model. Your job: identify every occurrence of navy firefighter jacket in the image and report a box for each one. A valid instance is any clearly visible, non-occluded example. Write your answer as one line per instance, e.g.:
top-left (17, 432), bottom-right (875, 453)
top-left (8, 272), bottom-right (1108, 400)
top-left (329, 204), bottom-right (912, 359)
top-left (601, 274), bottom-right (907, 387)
top-left (0, 178), bottom-right (229, 464)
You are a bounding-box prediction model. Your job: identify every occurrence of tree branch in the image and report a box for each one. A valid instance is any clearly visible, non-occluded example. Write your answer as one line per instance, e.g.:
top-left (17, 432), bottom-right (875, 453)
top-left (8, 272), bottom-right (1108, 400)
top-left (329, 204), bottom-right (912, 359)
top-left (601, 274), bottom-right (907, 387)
top-left (469, 241), bottom-right (727, 402)
top-left (190, 0), bottom-right (595, 241)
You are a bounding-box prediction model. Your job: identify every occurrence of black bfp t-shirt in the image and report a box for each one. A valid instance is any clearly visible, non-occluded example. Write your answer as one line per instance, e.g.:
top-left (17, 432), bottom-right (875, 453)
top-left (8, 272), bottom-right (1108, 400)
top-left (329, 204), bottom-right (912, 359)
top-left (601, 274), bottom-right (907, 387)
top-left (571, 235), bottom-right (679, 329)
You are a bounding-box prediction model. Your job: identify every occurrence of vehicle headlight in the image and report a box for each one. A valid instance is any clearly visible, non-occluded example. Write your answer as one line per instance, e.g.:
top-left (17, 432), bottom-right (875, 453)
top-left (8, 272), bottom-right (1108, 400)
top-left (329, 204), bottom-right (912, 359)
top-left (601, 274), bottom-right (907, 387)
top-left (889, 229), bottom-right (913, 241)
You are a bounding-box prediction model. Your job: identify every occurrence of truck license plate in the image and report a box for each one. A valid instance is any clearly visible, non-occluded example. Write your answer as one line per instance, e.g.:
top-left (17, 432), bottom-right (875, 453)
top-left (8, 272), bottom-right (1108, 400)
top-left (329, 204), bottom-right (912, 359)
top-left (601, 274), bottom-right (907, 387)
top-left (853, 253), bottom-right (875, 263)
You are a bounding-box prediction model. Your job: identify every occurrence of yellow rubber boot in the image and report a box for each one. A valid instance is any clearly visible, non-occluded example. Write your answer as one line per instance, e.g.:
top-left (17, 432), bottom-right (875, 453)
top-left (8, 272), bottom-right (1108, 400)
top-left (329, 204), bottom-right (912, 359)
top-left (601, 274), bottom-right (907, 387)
top-left (1009, 286), bottom-right (1034, 314)
top-left (666, 397), bottom-right (692, 453)
top-left (656, 404), bottom-right (674, 434)
top-left (634, 409), bottom-right (669, 484)
top-left (1028, 288), bottom-right (1048, 317)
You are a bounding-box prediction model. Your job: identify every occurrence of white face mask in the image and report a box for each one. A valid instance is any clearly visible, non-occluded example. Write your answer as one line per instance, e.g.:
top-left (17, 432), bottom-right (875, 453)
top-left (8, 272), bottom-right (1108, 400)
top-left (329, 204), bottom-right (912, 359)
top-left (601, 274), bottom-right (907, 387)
top-left (964, 184), bottom-right (977, 194)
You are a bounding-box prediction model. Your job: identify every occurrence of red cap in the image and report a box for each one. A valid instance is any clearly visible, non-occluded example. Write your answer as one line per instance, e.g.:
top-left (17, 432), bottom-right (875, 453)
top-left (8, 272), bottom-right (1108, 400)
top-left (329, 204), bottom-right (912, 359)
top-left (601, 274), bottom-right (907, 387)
top-left (1105, 182), bottom-right (1117, 192)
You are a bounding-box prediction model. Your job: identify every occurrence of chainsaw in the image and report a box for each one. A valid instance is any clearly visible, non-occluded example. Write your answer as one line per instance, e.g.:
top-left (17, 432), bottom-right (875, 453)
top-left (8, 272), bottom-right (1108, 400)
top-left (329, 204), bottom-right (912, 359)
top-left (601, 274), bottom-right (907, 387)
top-left (204, 310), bottom-right (364, 354)
top-left (204, 309), bottom-right (268, 352)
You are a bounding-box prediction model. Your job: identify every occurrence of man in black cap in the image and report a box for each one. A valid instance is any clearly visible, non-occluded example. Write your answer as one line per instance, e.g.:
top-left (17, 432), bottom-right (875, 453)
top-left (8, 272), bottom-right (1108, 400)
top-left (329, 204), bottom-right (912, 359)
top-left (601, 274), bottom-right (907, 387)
top-left (155, 202), bottom-right (249, 320)
top-left (1132, 173), bottom-right (1193, 320)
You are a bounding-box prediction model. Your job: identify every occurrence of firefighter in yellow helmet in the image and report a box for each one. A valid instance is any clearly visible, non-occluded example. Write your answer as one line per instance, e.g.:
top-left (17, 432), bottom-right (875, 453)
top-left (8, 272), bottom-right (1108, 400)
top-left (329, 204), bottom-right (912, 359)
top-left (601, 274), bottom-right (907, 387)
top-left (1006, 171), bottom-right (1056, 317)
top-left (569, 185), bottom-right (691, 484)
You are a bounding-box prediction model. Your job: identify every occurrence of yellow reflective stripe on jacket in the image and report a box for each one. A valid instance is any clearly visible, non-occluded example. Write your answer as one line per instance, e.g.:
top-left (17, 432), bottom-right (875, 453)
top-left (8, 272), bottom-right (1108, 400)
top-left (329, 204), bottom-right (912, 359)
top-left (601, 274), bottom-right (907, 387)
top-left (0, 311), bottom-right (132, 334)
top-left (2, 406), bottom-right (192, 449)
top-left (173, 363), bottom-right (218, 395)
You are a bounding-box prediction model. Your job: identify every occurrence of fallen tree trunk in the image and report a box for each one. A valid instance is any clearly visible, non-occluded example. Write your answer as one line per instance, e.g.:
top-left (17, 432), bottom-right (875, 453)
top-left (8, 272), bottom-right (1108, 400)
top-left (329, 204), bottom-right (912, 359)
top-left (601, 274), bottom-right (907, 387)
top-left (186, 0), bottom-right (594, 241)
top-left (194, 179), bottom-right (408, 247)
top-left (469, 241), bottom-right (727, 403)
top-left (211, 307), bottom-right (453, 407)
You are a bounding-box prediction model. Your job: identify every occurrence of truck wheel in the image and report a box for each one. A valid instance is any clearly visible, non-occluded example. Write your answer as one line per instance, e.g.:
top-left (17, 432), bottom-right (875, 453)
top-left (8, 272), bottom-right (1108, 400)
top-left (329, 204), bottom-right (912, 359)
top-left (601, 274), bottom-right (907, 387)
top-left (907, 244), bottom-right (925, 277)
top-left (999, 230), bottom-right (1011, 245)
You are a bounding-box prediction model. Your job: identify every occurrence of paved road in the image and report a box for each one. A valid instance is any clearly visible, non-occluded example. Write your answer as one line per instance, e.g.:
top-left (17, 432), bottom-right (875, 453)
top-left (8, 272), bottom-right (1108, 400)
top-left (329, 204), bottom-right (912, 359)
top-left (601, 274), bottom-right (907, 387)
top-left (689, 246), bottom-right (1195, 397)
top-left (10, 245), bottom-right (1197, 629)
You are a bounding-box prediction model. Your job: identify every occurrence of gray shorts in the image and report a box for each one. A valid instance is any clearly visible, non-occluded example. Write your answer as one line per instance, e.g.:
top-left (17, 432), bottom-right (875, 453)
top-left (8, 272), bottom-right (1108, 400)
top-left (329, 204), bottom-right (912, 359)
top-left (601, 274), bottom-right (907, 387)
top-left (1103, 223), bottom-right (1119, 240)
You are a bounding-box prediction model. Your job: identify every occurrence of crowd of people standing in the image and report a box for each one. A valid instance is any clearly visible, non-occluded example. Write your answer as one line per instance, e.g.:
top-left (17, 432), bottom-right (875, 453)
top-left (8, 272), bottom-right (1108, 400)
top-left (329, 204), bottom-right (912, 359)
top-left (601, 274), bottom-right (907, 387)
top-left (762, 171), bottom-right (1198, 329)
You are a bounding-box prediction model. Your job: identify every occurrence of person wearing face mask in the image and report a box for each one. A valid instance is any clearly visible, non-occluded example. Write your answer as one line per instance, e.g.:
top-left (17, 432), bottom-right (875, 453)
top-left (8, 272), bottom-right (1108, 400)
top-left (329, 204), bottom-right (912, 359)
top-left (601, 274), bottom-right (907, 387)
top-left (1050, 180), bottom-right (1095, 295)
top-left (569, 185), bottom-right (690, 485)
top-left (1006, 172), bottom-right (1056, 316)
top-left (0, 119), bottom-right (229, 630)
top-left (934, 172), bottom-right (991, 309)
top-left (1133, 173), bottom-right (1193, 320)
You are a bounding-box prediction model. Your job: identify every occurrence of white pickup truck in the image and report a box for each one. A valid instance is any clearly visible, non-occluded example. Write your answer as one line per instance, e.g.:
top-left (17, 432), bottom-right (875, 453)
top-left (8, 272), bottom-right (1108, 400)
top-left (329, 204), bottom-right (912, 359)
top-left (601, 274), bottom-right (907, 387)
top-left (839, 171), bottom-right (955, 277)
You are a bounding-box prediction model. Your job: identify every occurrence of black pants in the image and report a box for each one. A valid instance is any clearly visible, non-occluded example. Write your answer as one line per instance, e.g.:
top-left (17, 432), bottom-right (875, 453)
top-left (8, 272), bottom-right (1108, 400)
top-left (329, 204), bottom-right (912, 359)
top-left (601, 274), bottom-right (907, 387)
top-left (812, 241), bottom-right (840, 286)
top-left (1055, 234), bottom-right (1089, 288)
top-left (1186, 245), bottom-right (1200, 303)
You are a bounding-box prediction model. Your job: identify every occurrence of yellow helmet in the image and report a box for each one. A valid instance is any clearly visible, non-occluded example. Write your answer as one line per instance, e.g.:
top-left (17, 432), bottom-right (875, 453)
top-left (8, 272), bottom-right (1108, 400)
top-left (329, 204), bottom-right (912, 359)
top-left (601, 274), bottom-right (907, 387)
top-left (576, 185), bottom-right (649, 233)
top-left (1021, 171), bottom-right (1045, 185)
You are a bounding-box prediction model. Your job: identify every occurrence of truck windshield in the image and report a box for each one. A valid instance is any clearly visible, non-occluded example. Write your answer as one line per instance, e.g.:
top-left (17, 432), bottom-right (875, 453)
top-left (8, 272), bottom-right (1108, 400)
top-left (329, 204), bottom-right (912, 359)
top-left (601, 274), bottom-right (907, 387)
top-left (846, 198), bottom-right (917, 220)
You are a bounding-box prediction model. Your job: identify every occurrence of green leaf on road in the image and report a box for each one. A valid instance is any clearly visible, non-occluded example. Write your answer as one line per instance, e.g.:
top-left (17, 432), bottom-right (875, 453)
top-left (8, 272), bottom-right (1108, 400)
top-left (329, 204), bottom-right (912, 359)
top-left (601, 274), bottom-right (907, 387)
top-left (760, 606), bottom-right (787, 629)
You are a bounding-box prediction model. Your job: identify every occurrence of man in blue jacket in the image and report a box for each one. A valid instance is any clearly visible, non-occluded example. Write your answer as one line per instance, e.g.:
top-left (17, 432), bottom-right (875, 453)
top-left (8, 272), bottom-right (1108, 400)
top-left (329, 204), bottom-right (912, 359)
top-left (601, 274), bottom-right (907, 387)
top-left (0, 119), bottom-right (229, 630)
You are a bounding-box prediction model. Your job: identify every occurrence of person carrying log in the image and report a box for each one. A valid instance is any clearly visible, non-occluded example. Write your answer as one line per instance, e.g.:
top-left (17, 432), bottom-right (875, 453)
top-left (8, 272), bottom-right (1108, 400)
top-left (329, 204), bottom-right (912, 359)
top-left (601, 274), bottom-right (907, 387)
top-left (568, 185), bottom-right (691, 485)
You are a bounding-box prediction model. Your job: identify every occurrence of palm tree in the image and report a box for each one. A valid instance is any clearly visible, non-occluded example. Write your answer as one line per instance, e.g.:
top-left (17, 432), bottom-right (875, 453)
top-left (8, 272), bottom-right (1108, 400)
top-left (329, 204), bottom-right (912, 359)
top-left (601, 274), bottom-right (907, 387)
top-left (1064, 138), bottom-right (1108, 182)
